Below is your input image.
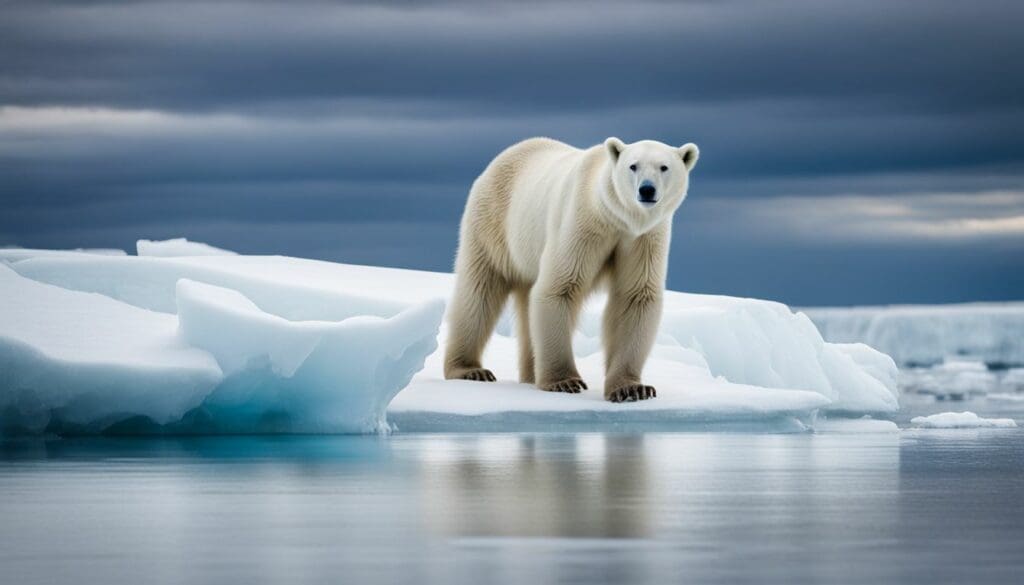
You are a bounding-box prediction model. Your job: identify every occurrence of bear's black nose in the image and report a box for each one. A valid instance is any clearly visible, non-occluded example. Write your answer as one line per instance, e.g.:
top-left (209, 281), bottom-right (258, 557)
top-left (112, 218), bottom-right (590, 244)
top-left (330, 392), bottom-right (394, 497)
top-left (638, 184), bottom-right (657, 202)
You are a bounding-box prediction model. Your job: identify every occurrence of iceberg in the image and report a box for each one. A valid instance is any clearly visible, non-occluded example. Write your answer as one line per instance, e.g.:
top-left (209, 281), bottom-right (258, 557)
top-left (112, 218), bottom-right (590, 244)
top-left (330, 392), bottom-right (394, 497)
top-left (1, 243), bottom-right (902, 434)
top-left (0, 262), bottom-right (443, 434)
top-left (176, 279), bottom-right (443, 433)
top-left (899, 358), bottom-right (1000, 398)
top-left (805, 303), bottom-right (1024, 368)
top-left (0, 264), bottom-right (221, 433)
top-left (909, 411), bottom-right (1017, 429)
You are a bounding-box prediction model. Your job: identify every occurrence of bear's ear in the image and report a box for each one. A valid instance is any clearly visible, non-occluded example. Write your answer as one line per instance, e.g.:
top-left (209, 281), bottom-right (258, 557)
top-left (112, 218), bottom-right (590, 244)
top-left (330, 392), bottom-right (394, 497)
top-left (605, 137), bottom-right (626, 161)
top-left (678, 143), bottom-right (699, 171)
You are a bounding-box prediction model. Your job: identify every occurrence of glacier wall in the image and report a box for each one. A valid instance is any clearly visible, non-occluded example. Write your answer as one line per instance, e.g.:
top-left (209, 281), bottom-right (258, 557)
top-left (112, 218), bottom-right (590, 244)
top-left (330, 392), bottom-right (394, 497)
top-left (804, 303), bottom-right (1024, 367)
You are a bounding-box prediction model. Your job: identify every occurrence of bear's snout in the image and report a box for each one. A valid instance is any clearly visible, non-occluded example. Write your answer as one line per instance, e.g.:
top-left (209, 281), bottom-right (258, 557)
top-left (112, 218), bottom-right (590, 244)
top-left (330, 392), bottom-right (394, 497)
top-left (638, 182), bottom-right (657, 204)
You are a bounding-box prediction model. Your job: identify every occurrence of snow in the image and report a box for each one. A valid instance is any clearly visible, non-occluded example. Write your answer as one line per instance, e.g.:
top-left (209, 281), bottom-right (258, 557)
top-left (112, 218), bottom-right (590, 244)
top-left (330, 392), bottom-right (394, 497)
top-left (0, 247), bottom-right (126, 262)
top-left (1, 242), bottom-right (903, 434)
top-left (11, 254), bottom-right (438, 318)
top-left (390, 332), bottom-right (830, 432)
top-left (909, 411), bottom-right (1017, 429)
top-left (805, 303), bottom-right (1024, 367)
top-left (136, 237), bottom-right (237, 257)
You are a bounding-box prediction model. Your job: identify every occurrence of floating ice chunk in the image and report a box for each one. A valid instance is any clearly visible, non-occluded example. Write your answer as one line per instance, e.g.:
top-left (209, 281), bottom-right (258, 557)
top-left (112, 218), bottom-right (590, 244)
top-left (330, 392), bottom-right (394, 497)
top-left (0, 263), bottom-right (445, 434)
top-left (10, 251), bottom-right (900, 420)
top-left (899, 358), bottom-right (999, 398)
top-left (909, 411), bottom-right (1017, 429)
top-left (805, 303), bottom-right (1024, 367)
top-left (176, 279), bottom-right (444, 433)
top-left (0, 265), bottom-right (221, 433)
top-left (137, 238), bottom-right (237, 257)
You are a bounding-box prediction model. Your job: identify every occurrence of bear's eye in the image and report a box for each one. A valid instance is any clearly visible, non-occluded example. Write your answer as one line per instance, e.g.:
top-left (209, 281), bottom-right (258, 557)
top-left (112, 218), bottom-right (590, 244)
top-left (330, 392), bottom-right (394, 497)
top-left (660, 165), bottom-right (668, 172)
top-left (629, 164), bottom-right (637, 172)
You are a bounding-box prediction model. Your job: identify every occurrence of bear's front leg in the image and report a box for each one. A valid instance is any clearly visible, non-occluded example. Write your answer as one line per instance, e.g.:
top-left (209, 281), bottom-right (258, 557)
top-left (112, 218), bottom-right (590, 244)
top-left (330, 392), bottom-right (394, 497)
top-left (530, 285), bottom-right (588, 393)
top-left (603, 289), bottom-right (661, 402)
top-left (602, 231), bottom-right (667, 402)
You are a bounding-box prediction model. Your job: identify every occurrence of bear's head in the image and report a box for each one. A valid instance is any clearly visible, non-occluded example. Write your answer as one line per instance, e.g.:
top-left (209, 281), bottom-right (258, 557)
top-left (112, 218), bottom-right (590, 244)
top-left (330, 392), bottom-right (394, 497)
top-left (602, 137), bottom-right (698, 234)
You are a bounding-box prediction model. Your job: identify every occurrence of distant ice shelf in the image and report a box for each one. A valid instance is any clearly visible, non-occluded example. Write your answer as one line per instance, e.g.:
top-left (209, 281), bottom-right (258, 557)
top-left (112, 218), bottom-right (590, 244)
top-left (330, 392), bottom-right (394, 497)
top-left (1, 240), bottom-right (902, 435)
top-left (137, 237), bottom-right (237, 257)
top-left (804, 303), bottom-right (1024, 368)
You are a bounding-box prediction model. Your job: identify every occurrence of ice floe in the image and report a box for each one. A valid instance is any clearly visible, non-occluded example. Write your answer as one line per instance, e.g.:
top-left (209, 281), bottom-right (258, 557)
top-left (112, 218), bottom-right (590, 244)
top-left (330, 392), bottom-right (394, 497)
top-left (0, 242), bottom-right (905, 434)
top-left (0, 262), bottom-right (443, 434)
top-left (909, 411), bottom-right (1017, 429)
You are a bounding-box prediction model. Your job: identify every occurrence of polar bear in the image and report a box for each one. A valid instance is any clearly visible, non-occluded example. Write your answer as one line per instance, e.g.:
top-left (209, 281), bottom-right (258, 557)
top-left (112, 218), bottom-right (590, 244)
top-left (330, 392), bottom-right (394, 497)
top-left (443, 137), bottom-right (698, 402)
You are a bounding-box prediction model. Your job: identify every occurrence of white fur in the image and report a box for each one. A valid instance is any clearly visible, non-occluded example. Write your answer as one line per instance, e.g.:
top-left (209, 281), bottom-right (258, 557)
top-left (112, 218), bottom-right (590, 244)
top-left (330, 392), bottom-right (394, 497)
top-left (444, 137), bottom-right (698, 402)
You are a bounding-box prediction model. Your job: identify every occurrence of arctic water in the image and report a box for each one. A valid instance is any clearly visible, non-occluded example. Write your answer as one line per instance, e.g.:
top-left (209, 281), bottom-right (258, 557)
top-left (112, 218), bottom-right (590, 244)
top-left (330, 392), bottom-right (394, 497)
top-left (2, 391), bottom-right (1023, 585)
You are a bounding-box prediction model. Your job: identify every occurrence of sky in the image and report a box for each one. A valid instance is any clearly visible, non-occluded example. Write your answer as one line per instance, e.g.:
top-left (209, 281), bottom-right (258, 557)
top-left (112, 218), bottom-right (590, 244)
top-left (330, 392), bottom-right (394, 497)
top-left (1, 0), bottom-right (1022, 306)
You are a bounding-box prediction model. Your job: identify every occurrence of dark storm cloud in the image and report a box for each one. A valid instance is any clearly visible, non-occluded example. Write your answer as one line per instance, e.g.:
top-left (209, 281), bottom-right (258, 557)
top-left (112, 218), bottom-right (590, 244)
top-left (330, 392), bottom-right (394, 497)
top-left (2, 0), bottom-right (1022, 112)
top-left (1, 0), bottom-right (1022, 304)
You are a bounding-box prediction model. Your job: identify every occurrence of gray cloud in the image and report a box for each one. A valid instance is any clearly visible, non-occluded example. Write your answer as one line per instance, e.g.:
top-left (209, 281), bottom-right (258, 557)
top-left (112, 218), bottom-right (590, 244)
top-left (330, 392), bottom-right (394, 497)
top-left (3, 1), bottom-right (1022, 111)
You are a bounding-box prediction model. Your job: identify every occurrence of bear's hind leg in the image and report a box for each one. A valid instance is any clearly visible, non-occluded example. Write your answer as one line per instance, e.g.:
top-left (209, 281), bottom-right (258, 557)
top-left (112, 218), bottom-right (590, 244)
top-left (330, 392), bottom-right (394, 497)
top-left (514, 288), bottom-right (535, 384)
top-left (443, 258), bottom-right (510, 382)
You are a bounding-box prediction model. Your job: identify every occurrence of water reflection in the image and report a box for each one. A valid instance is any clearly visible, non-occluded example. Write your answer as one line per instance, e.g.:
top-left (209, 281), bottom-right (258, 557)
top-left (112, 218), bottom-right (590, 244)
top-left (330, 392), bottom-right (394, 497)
top-left (418, 434), bottom-right (652, 538)
top-left (3, 431), bottom-right (1022, 585)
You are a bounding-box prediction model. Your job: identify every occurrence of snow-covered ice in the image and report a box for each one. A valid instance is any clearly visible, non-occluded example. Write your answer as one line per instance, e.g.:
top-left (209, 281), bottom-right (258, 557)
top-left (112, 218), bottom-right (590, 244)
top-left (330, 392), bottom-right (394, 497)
top-left (805, 303), bottom-right (1024, 367)
top-left (0, 261), bottom-right (443, 434)
top-left (390, 332), bottom-right (831, 432)
top-left (176, 279), bottom-right (443, 433)
top-left (0, 264), bottom-right (221, 432)
top-left (0, 247), bottom-right (126, 262)
top-left (137, 237), bottom-right (237, 257)
top-left (0, 242), bottom-right (904, 434)
top-left (909, 411), bottom-right (1017, 429)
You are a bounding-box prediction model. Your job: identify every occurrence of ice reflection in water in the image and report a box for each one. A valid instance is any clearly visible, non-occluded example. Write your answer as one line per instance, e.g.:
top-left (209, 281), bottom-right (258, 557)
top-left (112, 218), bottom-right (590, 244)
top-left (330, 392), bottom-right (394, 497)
top-left (1, 431), bottom-right (1021, 585)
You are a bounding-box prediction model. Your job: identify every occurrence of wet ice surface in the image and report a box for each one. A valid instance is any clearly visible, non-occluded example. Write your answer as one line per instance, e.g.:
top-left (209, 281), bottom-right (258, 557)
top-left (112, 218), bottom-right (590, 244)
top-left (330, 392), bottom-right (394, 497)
top-left (2, 429), bottom-right (1023, 585)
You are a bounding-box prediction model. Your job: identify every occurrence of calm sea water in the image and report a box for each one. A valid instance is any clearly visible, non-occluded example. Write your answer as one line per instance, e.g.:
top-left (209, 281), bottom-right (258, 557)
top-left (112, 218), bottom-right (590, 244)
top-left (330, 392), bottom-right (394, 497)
top-left (2, 425), bottom-right (1022, 585)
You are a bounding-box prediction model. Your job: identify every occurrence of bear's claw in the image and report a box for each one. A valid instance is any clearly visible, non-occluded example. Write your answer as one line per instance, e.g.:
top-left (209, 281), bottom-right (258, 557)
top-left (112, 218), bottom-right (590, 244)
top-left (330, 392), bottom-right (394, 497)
top-left (461, 368), bottom-right (497, 382)
top-left (540, 378), bottom-right (588, 393)
top-left (607, 384), bottom-right (656, 402)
